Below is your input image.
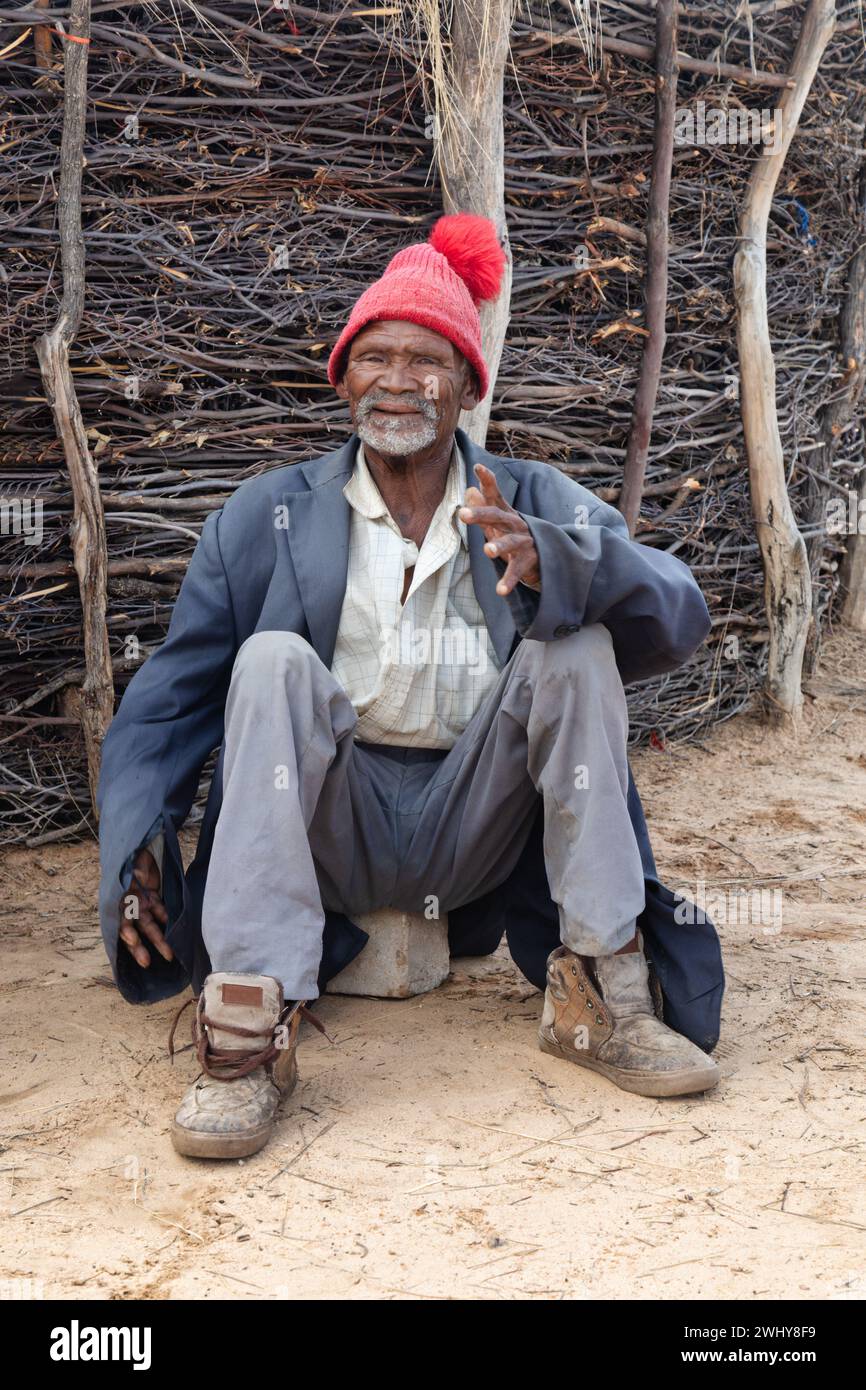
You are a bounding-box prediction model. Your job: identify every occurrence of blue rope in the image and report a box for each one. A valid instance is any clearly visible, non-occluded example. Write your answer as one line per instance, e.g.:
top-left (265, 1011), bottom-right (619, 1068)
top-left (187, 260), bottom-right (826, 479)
top-left (779, 196), bottom-right (817, 247)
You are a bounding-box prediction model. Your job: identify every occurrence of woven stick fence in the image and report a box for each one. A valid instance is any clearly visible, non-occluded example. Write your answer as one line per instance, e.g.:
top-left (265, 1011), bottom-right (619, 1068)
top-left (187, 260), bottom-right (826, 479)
top-left (1, 0), bottom-right (864, 843)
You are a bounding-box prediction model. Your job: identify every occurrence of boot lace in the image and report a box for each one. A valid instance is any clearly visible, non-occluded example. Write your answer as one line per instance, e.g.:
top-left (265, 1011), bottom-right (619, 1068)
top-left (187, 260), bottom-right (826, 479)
top-left (168, 994), bottom-right (329, 1081)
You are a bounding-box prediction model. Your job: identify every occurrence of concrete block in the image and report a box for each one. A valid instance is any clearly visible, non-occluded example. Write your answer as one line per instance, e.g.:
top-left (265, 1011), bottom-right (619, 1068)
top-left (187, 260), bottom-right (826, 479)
top-left (325, 909), bottom-right (450, 999)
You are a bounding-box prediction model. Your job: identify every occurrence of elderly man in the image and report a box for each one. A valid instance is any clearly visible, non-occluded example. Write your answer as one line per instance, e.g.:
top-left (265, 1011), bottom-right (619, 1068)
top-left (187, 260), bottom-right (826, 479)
top-left (98, 214), bottom-right (723, 1160)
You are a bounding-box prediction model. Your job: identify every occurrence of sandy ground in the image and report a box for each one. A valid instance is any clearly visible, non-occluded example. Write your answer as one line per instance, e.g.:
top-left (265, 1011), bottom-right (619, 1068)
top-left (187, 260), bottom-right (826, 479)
top-left (1, 631), bottom-right (865, 1302)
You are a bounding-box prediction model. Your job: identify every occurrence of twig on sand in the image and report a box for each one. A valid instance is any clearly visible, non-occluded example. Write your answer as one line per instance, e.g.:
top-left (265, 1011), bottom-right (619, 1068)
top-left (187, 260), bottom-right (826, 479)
top-left (200, 1268), bottom-right (267, 1292)
top-left (609, 1128), bottom-right (678, 1150)
top-left (10, 1194), bottom-right (66, 1217)
top-left (266, 1119), bottom-right (338, 1184)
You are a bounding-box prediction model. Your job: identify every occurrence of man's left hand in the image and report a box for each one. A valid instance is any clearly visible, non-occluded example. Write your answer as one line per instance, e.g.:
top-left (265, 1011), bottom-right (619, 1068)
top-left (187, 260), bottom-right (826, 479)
top-left (459, 462), bottom-right (541, 595)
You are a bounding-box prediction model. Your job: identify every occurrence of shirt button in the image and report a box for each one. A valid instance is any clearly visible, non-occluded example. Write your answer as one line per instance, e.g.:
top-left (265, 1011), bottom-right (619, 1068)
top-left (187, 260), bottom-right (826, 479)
top-left (554, 623), bottom-right (580, 637)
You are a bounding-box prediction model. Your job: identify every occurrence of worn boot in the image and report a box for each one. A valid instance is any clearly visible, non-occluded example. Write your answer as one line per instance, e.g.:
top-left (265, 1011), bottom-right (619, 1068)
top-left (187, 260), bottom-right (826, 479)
top-left (170, 972), bottom-right (314, 1159)
top-left (538, 938), bottom-right (720, 1098)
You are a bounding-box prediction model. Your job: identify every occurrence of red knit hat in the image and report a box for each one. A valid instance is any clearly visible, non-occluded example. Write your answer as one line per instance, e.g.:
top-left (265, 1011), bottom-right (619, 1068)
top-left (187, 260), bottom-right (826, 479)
top-left (327, 213), bottom-right (506, 401)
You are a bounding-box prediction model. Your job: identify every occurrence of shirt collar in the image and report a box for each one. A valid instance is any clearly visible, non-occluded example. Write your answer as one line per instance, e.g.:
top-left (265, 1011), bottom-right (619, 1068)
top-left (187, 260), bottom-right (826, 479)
top-left (344, 441), bottom-right (389, 521)
top-left (345, 439), bottom-right (469, 547)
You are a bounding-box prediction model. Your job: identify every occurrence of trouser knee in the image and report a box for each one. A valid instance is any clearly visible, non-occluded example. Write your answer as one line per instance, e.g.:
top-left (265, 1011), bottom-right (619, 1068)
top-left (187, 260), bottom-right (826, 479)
top-left (547, 624), bottom-right (615, 671)
top-left (518, 624), bottom-right (619, 686)
top-left (230, 630), bottom-right (318, 688)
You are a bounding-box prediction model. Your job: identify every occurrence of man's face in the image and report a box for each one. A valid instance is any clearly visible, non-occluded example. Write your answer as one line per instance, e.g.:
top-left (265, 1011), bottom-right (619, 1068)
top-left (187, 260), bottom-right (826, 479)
top-left (334, 319), bottom-right (479, 460)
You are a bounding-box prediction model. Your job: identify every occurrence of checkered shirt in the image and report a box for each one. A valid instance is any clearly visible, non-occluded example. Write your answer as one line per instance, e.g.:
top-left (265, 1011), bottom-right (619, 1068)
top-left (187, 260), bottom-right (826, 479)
top-left (330, 440), bottom-right (502, 749)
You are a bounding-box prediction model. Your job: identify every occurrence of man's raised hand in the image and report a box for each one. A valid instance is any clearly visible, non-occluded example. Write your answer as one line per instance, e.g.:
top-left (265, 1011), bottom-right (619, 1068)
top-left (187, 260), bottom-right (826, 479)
top-left (119, 847), bottom-right (173, 968)
top-left (459, 462), bottom-right (541, 595)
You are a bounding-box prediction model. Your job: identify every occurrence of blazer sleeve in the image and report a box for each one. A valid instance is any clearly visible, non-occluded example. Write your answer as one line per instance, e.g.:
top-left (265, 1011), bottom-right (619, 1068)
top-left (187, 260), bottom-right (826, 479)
top-left (97, 508), bottom-right (238, 1002)
top-left (503, 499), bottom-right (711, 685)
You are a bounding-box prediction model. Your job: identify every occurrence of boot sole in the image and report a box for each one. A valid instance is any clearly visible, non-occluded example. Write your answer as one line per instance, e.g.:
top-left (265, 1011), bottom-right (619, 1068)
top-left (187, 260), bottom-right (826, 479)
top-left (538, 1032), bottom-right (720, 1098)
top-left (170, 1119), bottom-right (275, 1160)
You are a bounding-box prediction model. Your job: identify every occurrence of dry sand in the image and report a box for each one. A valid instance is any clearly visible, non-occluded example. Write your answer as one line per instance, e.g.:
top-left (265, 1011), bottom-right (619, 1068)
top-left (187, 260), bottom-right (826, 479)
top-left (1, 632), bottom-right (865, 1301)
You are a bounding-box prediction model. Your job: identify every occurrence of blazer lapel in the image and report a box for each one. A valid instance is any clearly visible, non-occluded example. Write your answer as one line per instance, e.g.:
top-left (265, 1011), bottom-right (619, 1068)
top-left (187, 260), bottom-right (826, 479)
top-left (455, 427), bottom-right (520, 668)
top-left (280, 438), bottom-right (356, 668)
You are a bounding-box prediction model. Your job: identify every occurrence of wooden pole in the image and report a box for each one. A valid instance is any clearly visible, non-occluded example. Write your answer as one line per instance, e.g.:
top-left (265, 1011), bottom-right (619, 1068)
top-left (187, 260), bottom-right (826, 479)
top-left (436, 0), bottom-right (516, 446)
top-left (837, 154), bottom-right (866, 631)
top-left (35, 0), bottom-right (114, 813)
top-left (618, 0), bottom-right (678, 537)
top-left (732, 0), bottom-right (836, 724)
top-left (32, 0), bottom-right (55, 77)
top-left (840, 471), bottom-right (866, 630)
top-left (804, 144), bottom-right (866, 660)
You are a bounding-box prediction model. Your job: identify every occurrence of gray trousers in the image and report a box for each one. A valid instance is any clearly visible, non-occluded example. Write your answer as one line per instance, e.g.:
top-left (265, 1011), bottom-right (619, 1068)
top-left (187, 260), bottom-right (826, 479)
top-left (201, 627), bottom-right (646, 1000)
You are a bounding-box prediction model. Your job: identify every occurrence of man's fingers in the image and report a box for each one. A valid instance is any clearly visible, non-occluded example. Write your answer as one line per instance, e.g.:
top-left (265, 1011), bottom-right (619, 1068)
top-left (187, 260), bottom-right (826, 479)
top-left (134, 863), bottom-right (160, 890)
top-left (120, 886), bottom-right (173, 965)
top-left (489, 541), bottom-right (539, 595)
top-left (474, 463), bottom-right (508, 510)
top-left (120, 849), bottom-right (171, 969)
top-left (461, 500), bottom-right (540, 591)
top-left (483, 531), bottom-right (533, 561)
top-left (119, 921), bottom-right (151, 969)
top-left (495, 555), bottom-right (527, 596)
top-left (131, 865), bottom-right (160, 895)
top-left (132, 848), bottom-right (161, 888)
top-left (459, 504), bottom-right (520, 529)
top-left (139, 887), bottom-right (169, 927)
top-left (131, 872), bottom-right (169, 926)
top-left (136, 909), bottom-right (174, 961)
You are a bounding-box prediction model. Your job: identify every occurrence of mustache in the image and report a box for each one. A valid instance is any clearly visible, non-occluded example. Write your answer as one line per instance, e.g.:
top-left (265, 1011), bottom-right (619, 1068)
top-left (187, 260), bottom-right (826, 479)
top-left (356, 390), bottom-right (439, 421)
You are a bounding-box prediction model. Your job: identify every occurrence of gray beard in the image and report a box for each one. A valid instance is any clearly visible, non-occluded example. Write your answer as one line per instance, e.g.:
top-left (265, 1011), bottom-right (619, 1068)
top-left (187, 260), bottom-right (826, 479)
top-left (356, 412), bottom-right (439, 458)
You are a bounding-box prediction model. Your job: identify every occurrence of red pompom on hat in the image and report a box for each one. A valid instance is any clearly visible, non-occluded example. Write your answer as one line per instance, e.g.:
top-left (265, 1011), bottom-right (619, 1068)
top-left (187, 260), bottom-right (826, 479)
top-left (327, 213), bottom-right (506, 401)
